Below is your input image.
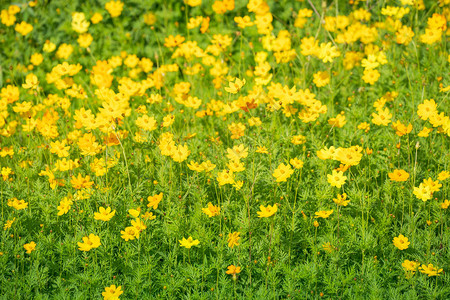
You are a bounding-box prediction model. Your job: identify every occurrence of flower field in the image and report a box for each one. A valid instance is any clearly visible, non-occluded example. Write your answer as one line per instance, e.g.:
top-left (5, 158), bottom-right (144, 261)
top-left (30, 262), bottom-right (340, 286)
top-left (1, 0), bottom-right (450, 298)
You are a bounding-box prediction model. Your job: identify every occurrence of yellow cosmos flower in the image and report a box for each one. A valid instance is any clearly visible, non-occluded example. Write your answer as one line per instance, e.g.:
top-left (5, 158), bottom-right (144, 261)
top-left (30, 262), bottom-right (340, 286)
top-left (388, 169), bottom-right (409, 182)
top-left (224, 78), bottom-right (246, 94)
top-left (393, 234), bottom-right (410, 250)
top-left (24, 241), bottom-right (36, 254)
top-left (227, 232), bottom-right (240, 248)
top-left (419, 264), bottom-right (443, 277)
top-left (78, 234), bottom-right (101, 251)
top-left (314, 210), bottom-right (333, 219)
top-left (102, 284), bottom-right (123, 300)
top-left (202, 202), bottom-right (220, 217)
top-left (147, 193), bottom-right (163, 209)
top-left (257, 204), bottom-right (278, 218)
top-left (179, 236), bottom-right (200, 249)
top-left (226, 265), bottom-right (241, 275)
top-left (94, 207), bottom-right (116, 221)
top-left (273, 163), bottom-right (294, 182)
top-left (327, 170), bottom-right (347, 188)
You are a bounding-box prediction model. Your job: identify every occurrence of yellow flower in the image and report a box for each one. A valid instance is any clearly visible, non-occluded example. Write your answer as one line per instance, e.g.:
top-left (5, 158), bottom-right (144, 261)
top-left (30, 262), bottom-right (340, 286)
top-left (371, 108), bottom-right (392, 126)
top-left (50, 140), bottom-right (70, 158)
top-left (105, 0), bottom-right (124, 18)
top-left (440, 199), bottom-right (450, 209)
top-left (313, 71), bottom-right (330, 87)
top-left (273, 163), bottom-right (294, 182)
top-left (70, 173), bottom-right (94, 190)
top-left (226, 265), bottom-right (241, 275)
top-left (256, 146), bottom-right (268, 154)
top-left (289, 158), bottom-right (303, 169)
top-left (131, 218), bottom-right (147, 232)
top-left (15, 21), bottom-right (33, 36)
top-left (319, 42), bottom-right (340, 63)
top-left (413, 183), bottom-right (432, 202)
top-left (22, 73), bottom-right (39, 90)
top-left (402, 260), bottom-right (419, 272)
top-left (144, 12), bottom-right (157, 25)
top-left (227, 232), bottom-right (240, 248)
top-left (147, 193), bottom-right (163, 209)
top-left (334, 146), bottom-right (363, 166)
top-left (91, 13), bottom-right (103, 24)
top-left (43, 40), bottom-right (56, 52)
top-left (392, 120), bottom-right (412, 136)
top-left (257, 204), bottom-right (278, 218)
top-left (71, 12), bottom-right (90, 33)
top-left (179, 236), bottom-right (200, 249)
top-left (128, 208), bottom-right (140, 218)
top-left (217, 169), bottom-right (235, 186)
top-left (422, 177), bottom-right (441, 192)
top-left (291, 135), bottom-right (306, 145)
top-left (314, 210), bottom-right (333, 219)
top-left (393, 234), bottom-right (410, 250)
top-left (333, 193), bottom-right (350, 206)
top-left (142, 211), bottom-right (156, 220)
top-left (30, 53), bottom-right (43, 66)
top-left (7, 198), bottom-right (28, 210)
top-left (171, 144), bottom-right (190, 163)
top-left (202, 202), bottom-right (220, 217)
top-left (78, 33), bottom-right (93, 48)
top-left (417, 127), bottom-right (432, 137)
top-left (102, 285), bottom-right (123, 300)
top-left (438, 171), bottom-right (450, 181)
top-left (396, 25), bottom-right (414, 45)
top-left (1, 167), bottom-right (13, 181)
top-left (3, 218), bottom-right (15, 230)
top-left (57, 197), bottom-right (73, 216)
top-left (94, 207), bottom-right (116, 221)
top-left (56, 43), bottom-right (73, 60)
top-left (226, 144), bottom-right (249, 160)
top-left (121, 226), bottom-right (139, 241)
top-left (185, 0), bottom-right (202, 7)
top-left (388, 169), bottom-right (409, 182)
top-left (224, 78), bottom-right (246, 94)
top-left (327, 170), bottom-right (347, 188)
top-left (78, 234), bottom-right (101, 251)
top-left (235, 16), bottom-right (253, 28)
top-left (419, 264), bottom-right (443, 277)
top-left (358, 122), bottom-right (370, 132)
top-left (24, 241), bottom-right (36, 254)
top-left (362, 69), bottom-right (380, 85)
top-left (136, 115), bottom-right (157, 131)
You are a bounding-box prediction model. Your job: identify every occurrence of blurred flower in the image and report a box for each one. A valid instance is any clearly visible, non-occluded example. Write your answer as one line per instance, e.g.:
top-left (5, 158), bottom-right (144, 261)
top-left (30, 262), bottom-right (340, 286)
top-left (315, 210), bottom-right (333, 219)
top-left (179, 236), bottom-right (200, 249)
top-left (273, 163), bottom-right (294, 182)
top-left (105, 0), bottom-right (124, 18)
top-left (419, 264), bottom-right (443, 277)
top-left (147, 193), bottom-right (163, 209)
top-left (388, 169), bottom-right (409, 182)
top-left (24, 242), bottom-right (36, 254)
top-left (202, 202), bottom-right (220, 217)
top-left (227, 232), bottom-right (240, 248)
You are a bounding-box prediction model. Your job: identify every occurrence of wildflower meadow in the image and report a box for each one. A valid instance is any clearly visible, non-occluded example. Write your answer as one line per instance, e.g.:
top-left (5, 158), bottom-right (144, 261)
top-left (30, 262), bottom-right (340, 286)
top-left (1, 0), bottom-right (450, 298)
